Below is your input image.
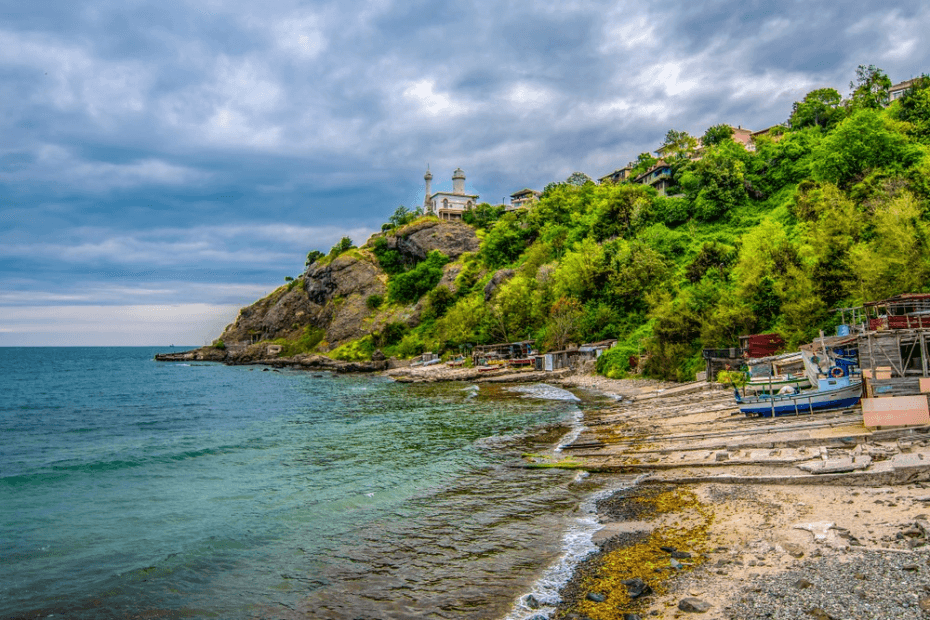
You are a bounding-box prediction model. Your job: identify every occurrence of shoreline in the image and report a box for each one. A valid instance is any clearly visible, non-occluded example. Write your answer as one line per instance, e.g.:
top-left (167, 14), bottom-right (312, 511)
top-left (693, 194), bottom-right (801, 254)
top-left (154, 351), bottom-right (930, 617)
top-left (531, 374), bottom-right (930, 620)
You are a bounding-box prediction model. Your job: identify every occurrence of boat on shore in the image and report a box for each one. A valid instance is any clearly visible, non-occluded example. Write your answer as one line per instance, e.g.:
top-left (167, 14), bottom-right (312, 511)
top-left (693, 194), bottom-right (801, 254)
top-left (741, 374), bottom-right (811, 395)
top-left (735, 376), bottom-right (862, 417)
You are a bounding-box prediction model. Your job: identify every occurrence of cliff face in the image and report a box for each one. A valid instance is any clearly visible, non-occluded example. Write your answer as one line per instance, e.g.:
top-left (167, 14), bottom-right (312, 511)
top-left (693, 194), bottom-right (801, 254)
top-left (211, 219), bottom-right (479, 358)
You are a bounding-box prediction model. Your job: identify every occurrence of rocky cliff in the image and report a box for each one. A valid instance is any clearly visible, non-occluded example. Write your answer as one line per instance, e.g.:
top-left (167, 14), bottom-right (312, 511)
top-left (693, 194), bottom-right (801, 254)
top-left (157, 219), bottom-right (480, 364)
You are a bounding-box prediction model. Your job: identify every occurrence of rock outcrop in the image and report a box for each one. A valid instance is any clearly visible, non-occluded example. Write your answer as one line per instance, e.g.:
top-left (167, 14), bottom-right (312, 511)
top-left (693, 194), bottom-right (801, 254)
top-left (380, 219), bottom-right (479, 264)
top-left (156, 219), bottom-right (480, 366)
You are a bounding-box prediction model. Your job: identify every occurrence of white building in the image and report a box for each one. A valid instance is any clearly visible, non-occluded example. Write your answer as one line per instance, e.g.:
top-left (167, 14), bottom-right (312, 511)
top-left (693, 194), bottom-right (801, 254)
top-left (423, 167), bottom-right (479, 221)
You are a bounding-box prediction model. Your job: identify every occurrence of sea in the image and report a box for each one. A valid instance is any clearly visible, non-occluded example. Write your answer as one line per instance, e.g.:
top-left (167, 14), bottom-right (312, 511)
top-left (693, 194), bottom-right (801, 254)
top-left (0, 347), bottom-right (626, 620)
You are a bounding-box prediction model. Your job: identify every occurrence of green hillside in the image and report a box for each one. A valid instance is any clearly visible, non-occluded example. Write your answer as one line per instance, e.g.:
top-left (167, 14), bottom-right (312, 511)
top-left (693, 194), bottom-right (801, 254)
top-left (327, 66), bottom-right (930, 381)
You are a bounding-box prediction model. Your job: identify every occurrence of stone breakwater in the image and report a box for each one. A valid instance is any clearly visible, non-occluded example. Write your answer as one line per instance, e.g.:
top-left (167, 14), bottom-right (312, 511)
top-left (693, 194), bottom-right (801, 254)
top-left (539, 380), bottom-right (930, 620)
top-left (154, 349), bottom-right (389, 372)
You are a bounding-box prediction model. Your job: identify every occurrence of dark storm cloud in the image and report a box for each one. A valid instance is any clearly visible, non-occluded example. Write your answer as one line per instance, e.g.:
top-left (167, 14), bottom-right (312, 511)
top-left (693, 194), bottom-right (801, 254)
top-left (2, 0), bottom-right (929, 343)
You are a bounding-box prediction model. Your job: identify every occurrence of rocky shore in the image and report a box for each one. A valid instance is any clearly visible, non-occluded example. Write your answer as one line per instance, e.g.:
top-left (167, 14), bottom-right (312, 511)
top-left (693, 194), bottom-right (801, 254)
top-left (530, 375), bottom-right (930, 620)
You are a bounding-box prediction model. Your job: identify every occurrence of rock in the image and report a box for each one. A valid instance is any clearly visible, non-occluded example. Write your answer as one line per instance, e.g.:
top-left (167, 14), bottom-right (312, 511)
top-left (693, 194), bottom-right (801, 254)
top-left (483, 268), bottom-right (514, 300)
top-left (585, 592), bottom-right (606, 603)
top-left (671, 558), bottom-right (684, 569)
top-left (660, 546), bottom-right (677, 553)
top-left (793, 578), bottom-right (814, 589)
top-left (715, 451), bottom-right (729, 461)
top-left (782, 542), bottom-right (805, 558)
top-left (371, 349), bottom-right (386, 361)
top-left (622, 577), bottom-right (652, 598)
top-left (806, 608), bottom-right (838, 620)
top-left (524, 594), bottom-right (540, 609)
top-left (919, 597), bottom-right (930, 612)
top-left (623, 614), bottom-right (642, 620)
top-left (671, 550), bottom-right (692, 559)
top-left (903, 563), bottom-right (920, 571)
top-left (678, 597), bottom-right (711, 613)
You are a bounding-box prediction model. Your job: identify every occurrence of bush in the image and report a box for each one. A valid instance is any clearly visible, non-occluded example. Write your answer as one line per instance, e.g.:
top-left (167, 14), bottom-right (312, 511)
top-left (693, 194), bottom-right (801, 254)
top-left (595, 344), bottom-right (640, 379)
top-left (273, 326), bottom-right (325, 356)
top-left (388, 251), bottom-right (449, 304)
top-left (213, 339), bottom-right (226, 350)
top-left (366, 294), bottom-right (384, 310)
top-left (374, 322), bottom-right (407, 348)
top-left (371, 237), bottom-right (406, 275)
top-left (329, 336), bottom-right (375, 361)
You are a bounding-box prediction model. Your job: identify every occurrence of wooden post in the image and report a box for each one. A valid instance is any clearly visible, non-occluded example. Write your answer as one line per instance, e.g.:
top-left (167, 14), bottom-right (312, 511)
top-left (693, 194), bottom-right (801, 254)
top-left (921, 331), bottom-right (928, 378)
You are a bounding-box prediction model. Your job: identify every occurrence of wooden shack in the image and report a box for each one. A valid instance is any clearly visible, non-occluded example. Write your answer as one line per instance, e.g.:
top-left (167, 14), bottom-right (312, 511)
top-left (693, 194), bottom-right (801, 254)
top-left (472, 341), bottom-right (534, 366)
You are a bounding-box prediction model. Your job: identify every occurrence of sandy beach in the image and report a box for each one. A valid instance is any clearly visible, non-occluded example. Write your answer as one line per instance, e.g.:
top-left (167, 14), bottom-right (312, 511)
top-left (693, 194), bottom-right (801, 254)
top-left (388, 363), bottom-right (930, 619)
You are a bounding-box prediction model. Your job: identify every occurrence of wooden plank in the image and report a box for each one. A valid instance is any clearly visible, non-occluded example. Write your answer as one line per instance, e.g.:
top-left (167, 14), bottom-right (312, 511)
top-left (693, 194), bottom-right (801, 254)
top-left (862, 396), bottom-right (930, 428)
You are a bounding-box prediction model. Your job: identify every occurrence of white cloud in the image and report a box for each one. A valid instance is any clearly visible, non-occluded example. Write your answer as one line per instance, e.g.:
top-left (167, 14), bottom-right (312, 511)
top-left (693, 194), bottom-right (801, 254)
top-left (273, 14), bottom-right (327, 59)
top-left (402, 79), bottom-right (469, 117)
top-left (0, 29), bottom-right (150, 120)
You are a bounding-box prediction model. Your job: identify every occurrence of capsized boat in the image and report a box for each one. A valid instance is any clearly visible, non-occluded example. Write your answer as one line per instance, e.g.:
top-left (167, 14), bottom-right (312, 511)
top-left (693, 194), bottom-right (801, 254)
top-left (735, 376), bottom-right (862, 417)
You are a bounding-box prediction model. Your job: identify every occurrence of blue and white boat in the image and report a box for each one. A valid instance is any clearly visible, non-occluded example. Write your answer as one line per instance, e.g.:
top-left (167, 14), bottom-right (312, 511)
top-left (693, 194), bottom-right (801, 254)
top-left (735, 376), bottom-right (862, 417)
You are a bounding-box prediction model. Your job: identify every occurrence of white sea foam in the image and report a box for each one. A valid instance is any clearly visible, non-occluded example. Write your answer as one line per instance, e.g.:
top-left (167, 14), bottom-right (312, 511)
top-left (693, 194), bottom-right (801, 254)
top-left (462, 385), bottom-right (479, 398)
top-left (553, 410), bottom-right (584, 453)
top-left (501, 477), bottom-right (648, 620)
top-left (508, 384), bottom-right (580, 402)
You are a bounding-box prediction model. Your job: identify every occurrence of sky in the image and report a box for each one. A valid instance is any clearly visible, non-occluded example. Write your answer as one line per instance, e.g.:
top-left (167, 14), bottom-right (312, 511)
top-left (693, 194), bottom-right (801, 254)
top-left (2, 0), bottom-right (929, 346)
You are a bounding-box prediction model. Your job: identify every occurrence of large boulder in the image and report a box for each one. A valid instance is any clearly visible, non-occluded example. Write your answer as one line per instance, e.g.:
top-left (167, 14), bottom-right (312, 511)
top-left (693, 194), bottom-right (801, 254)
top-left (379, 220), bottom-right (479, 264)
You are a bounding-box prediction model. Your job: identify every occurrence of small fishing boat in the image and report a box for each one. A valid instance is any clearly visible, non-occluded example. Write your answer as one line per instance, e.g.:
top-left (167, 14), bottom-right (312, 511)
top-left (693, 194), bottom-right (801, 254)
top-left (741, 374), bottom-right (811, 395)
top-left (736, 376), bottom-right (862, 417)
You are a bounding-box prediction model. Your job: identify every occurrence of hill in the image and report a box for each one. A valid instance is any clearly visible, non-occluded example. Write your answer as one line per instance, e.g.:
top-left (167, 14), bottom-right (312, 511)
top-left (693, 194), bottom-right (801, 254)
top-left (181, 66), bottom-right (930, 381)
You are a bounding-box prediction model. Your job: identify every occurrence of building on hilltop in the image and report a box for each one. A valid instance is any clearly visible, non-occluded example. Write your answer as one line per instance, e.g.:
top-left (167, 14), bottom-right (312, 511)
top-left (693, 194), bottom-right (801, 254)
top-left (633, 160), bottom-right (673, 195)
top-left (890, 78), bottom-right (921, 102)
top-left (423, 167), bottom-right (479, 221)
top-left (598, 163), bottom-right (634, 185)
top-left (509, 188), bottom-right (541, 209)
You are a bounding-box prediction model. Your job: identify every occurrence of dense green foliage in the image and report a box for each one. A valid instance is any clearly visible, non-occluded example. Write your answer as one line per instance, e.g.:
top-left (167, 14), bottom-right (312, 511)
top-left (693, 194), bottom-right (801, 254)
top-left (387, 250), bottom-right (450, 304)
top-left (313, 67), bottom-right (930, 379)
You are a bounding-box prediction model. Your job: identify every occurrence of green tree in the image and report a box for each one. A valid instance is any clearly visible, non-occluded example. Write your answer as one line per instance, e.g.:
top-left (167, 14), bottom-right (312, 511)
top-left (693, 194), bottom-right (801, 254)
top-left (329, 236), bottom-right (355, 258)
top-left (565, 171), bottom-right (593, 186)
top-left (660, 129), bottom-right (698, 160)
top-left (462, 202), bottom-right (505, 229)
top-left (387, 251), bottom-right (449, 304)
top-left (891, 74), bottom-right (930, 142)
top-left (788, 88), bottom-right (844, 129)
top-left (629, 152), bottom-right (658, 179)
top-left (305, 250), bottom-right (324, 267)
top-left (702, 124), bottom-right (734, 147)
top-left (546, 297), bottom-right (583, 350)
top-left (849, 64), bottom-right (892, 110)
top-left (811, 109), bottom-right (922, 185)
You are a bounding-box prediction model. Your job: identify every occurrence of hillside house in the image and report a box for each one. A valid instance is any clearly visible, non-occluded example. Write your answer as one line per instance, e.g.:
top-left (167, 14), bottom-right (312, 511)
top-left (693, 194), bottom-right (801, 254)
top-left (510, 188), bottom-right (541, 209)
top-left (633, 160), bottom-right (673, 195)
top-left (890, 78), bottom-right (921, 102)
top-left (598, 164), bottom-right (634, 185)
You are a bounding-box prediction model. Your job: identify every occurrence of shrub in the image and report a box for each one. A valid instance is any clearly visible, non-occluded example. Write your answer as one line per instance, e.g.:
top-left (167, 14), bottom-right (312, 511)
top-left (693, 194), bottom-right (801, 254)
top-left (388, 251), bottom-right (449, 304)
top-left (366, 294), bottom-right (384, 310)
top-left (213, 339), bottom-right (226, 350)
top-left (371, 237), bottom-right (406, 275)
top-left (595, 344), bottom-right (641, 379)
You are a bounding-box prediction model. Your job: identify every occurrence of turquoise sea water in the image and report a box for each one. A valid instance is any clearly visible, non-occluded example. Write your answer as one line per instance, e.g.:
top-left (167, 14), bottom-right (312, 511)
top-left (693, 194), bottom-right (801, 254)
top-left (0, 348), bottom-right (602, 619)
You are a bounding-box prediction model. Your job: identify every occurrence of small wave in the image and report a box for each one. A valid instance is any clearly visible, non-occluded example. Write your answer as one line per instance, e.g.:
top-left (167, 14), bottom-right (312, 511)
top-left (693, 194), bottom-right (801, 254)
top-left (502, 477), bottom-right (648, 620)
top-left (553, 410), bottom-right (584, 453)
top-left (508, 384), bottom-right (580, 402)
top-left (462, 385), bottom-right (479, 399)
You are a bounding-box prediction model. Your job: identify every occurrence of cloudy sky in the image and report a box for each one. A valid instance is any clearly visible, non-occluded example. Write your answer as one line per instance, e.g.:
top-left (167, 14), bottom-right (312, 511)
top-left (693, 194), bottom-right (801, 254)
top-left (2, 0), bottom-right (929, 346)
